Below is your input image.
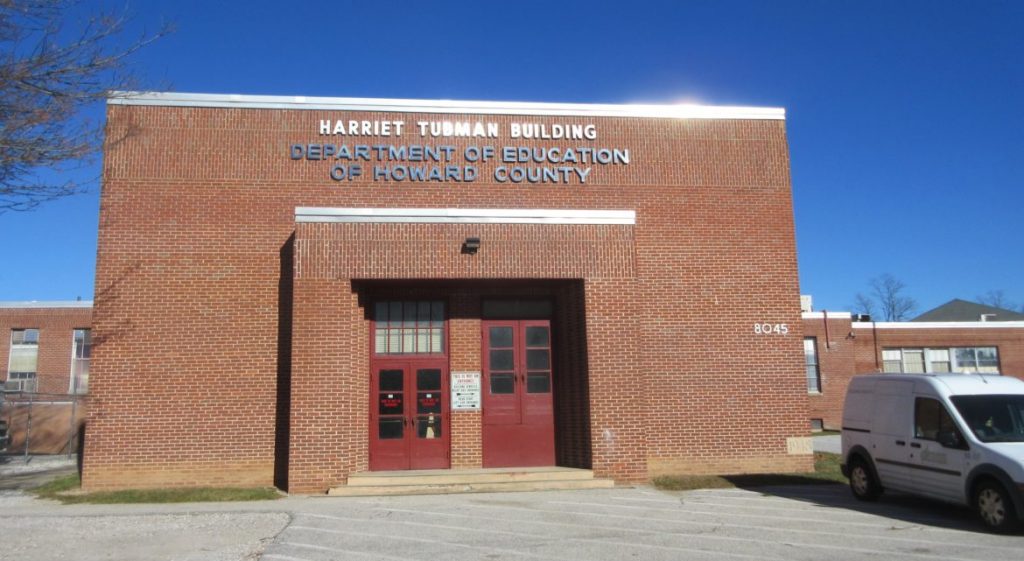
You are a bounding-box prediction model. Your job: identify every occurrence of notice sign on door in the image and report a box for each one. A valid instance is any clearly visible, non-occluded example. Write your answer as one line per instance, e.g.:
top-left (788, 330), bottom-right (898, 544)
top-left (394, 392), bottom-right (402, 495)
top-left (451, 371), bottom-right (481, 410)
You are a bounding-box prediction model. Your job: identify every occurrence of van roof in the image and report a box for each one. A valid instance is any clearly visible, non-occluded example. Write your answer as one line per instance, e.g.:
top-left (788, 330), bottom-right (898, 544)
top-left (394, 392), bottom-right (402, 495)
top-left (852, 373), bottom-right (1024, 397)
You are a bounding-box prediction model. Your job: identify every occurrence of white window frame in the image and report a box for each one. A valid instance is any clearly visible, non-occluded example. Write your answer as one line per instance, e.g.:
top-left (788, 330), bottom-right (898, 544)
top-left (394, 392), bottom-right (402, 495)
top-left (7, 328), bottom-right (40, 393)
top-left (882, 346), bottom-right (1000, 374)
top-left (804, 337), bottom-right (821, 394)
top-left (69, 328), bottom-right (90, 394)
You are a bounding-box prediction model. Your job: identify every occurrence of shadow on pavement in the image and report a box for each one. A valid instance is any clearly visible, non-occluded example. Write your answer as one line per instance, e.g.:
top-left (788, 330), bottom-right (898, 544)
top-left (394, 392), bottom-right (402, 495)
top-left (726, 480), bottom-right (1010, 535)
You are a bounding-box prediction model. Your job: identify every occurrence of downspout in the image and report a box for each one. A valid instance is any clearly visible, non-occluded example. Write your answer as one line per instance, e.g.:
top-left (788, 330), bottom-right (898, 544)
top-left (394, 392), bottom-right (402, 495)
top-left (872, 320), bottom-right (880, 371)
top-left (823, 310), bottom-right (831, 350)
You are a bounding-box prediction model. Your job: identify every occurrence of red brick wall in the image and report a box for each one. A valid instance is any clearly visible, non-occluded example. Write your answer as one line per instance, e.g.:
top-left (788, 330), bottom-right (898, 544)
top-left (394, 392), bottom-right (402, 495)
top-left (87, 102), bottom-right (810, 491)
top-left (802, 315), bottom-right (1024, 429)
top-left (803, 314), bottom-right (856, 429)
top-left (0, 306), bottom-right (91, 395)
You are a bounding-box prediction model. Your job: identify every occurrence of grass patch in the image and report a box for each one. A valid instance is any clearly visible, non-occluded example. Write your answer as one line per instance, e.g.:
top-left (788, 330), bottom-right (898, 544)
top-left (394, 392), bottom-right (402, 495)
top-left (31, 473), bottom-right (282, 504)
top-left (813, 429), bottom-right (841, 436)
top-left (653, 452), bottom-right (846, 491)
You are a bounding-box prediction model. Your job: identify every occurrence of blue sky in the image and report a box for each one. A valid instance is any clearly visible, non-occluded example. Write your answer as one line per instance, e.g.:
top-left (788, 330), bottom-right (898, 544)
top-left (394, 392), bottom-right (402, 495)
top-left (2, 0), bottom-right (1022, 314)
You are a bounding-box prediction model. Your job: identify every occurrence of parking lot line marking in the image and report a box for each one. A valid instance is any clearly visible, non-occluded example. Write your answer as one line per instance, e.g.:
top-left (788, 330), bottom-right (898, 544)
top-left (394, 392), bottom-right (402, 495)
top-left (611, 492), bottom-right (881, 517)
top-left (608, 496), bottom-right (681, 504)
top-left (526, 504), bottom-right (1000, 560)
top-left (397, 501), bottom-right (1022, 556)
top-left (675, 498), bottom-right (888, 516)
top-left (674, 497), bottom-right (976, 527)
top-left (372, 505), bottom-right (797, 559)
top-left (260, 554), bottom-right (316, 561)
top-left (313, 509), bottom-right (787, 561)
top-left (288, 524), bottom-right (565, 561)
top-left (279, 540), bottom-right (422, 561)
top-left (548, 501), bottom-right (892, 528)
top-left (675, 492), bottom-right (967, 526)
top-left (558, 496), bottom-right (1022, 543)
top-left (549, 500), bottom-right (928, 530)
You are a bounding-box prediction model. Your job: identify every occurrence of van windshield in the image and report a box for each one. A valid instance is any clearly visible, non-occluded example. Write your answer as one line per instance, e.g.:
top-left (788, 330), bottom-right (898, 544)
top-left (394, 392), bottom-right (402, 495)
top-left (951, 395), bottom-right (1024, 443)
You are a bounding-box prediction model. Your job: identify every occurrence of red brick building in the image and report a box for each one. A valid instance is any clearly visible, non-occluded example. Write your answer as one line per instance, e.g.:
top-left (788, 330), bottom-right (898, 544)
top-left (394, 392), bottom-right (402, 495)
top-left (1, 302), bottom-right (91, 453)
top-left (84, 92), bottom-right (815, 493)
top-left (803, 311), bottom-right (1024, 429)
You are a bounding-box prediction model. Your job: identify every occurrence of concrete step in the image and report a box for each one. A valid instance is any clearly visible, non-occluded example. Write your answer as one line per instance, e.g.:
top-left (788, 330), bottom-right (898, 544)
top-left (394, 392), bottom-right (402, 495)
top-left (328, 476), bottom-right (614, 497)
top-left (346, 466), bottom-right (598, 487)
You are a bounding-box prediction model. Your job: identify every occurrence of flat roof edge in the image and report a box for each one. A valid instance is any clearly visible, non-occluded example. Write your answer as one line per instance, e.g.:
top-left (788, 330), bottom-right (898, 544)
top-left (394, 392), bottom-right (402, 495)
top-left (802, 312), bottom-right (853, 319)
top-left (0, 301), bottom-right (93, 309)
top-left (852, 321), bottom-right (1024, 329)
top-left (108, 92), bottom-right (786, 120)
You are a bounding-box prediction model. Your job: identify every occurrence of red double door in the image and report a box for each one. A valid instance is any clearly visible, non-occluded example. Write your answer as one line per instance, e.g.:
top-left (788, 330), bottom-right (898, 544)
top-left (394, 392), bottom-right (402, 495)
top-left (369, 361), bottom-right (449, 471)
top-left (367, 320), bottom-right (555, 471)
top-left (481, 320), bottom-right (555, 467)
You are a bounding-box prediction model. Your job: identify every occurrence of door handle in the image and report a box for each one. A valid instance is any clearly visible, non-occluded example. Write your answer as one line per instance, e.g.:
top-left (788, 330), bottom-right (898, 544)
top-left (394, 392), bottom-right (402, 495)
top-left (910, 442), bottom-right (921, 449)
top-left (895, 440), bottom-right (906, 446)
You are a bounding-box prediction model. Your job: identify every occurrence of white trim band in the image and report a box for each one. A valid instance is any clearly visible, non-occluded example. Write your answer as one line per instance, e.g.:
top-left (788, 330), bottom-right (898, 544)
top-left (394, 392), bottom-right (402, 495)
top-left (109, 92), bottom-right (785, 120)
top-left (0, 301), bottom-right (92, 309)
top-left (801, 312), bottom-right (853, 319)
top-left (852, 321), bottom-right (1024, 329)
top-left (295, 207), bottom-right (636, 225)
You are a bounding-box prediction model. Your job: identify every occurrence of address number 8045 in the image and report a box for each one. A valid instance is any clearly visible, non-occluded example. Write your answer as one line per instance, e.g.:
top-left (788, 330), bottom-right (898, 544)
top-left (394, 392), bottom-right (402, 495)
top-left (753, 323), bottom-right (789, 335)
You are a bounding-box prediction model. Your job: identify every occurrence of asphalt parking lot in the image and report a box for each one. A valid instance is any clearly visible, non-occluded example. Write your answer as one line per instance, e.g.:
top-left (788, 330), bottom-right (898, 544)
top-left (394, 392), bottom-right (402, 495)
top-left (2, 483), bottom-right (1022, 561)
top-left (262, 486), bottom-right (1024, 561)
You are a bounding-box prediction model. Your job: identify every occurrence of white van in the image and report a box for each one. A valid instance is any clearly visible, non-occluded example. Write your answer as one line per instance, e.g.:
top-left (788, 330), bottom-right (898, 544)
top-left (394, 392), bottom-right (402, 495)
top-left (841, 374), bottom-right (1024, 532)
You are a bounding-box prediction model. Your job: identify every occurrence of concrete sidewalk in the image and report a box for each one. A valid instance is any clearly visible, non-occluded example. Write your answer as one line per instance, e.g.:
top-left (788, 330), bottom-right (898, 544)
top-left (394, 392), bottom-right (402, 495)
top-left (813, 433), bottom-right (841, 454)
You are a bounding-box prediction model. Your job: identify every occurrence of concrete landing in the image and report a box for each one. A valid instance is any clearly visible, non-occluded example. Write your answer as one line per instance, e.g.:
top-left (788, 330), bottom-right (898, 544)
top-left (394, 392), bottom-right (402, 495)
top-left (328, 466), bottom-right (614, 496)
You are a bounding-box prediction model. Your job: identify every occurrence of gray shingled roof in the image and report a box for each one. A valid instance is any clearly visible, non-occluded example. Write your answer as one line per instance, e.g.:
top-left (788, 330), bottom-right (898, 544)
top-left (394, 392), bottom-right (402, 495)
top-left (912, 299), bottom-right (1024, 322)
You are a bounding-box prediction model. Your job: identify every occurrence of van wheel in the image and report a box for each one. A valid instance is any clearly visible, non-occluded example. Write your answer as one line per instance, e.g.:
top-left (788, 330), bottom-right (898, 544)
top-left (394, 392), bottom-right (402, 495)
top-left (848, 458), bottom-right (881, 501)
top-left (975, 481), bottom-right (1020, 533)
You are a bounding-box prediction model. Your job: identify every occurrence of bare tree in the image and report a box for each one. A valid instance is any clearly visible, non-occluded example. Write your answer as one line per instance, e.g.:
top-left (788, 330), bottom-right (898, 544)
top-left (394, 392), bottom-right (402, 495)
top-left (977, 290), bottom-right (1017, 311)
top-left (864, 273), bottom-right (917, 321)
top-left (852, 292), bottom-right (876, 318)
top-left (0, 1), bottom-right (168, 212)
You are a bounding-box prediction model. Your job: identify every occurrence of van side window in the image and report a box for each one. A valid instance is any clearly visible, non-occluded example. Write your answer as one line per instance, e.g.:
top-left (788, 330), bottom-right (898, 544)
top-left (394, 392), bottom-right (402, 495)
top-left (914, 398), bottom-right (960, 441)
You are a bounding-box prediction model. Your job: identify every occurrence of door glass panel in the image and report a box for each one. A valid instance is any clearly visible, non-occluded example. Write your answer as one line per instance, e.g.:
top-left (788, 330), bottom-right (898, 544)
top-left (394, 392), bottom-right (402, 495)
top-left (379, 419), bottom-right (404, 439)
top-left (417, 392), bottom-right (441, 414)
top-left (490, 373), bottom-right (515, 394)
top-left (526, 349), bottom-right (549, 370)
top-left (379, 369), bottom-right (403, 391)
top-left (527, 373), bottom-right (551, 393)
top-left (489, 327), bottom-right (513, 348)
top-left (490, 350), bottom-right (514, 370)
top-left (417, 416), bottom-right (443, 439)
top-left (379, 393), bottom-right (403, 415)
top-left (525, 326), bottom-right (549, 347)
top-left (417, 369), bottom-right (441, 390)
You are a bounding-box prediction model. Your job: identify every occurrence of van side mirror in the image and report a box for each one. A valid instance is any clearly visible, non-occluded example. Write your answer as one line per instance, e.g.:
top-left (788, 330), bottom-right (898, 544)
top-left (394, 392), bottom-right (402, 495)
top-left (938, 430), bottom-right (963, 449)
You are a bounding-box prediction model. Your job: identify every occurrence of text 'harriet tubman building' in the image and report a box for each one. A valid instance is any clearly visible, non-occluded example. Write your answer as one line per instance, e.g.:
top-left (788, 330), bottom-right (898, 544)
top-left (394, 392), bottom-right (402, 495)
top-left (83, 92), bottom-right (813, 493)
